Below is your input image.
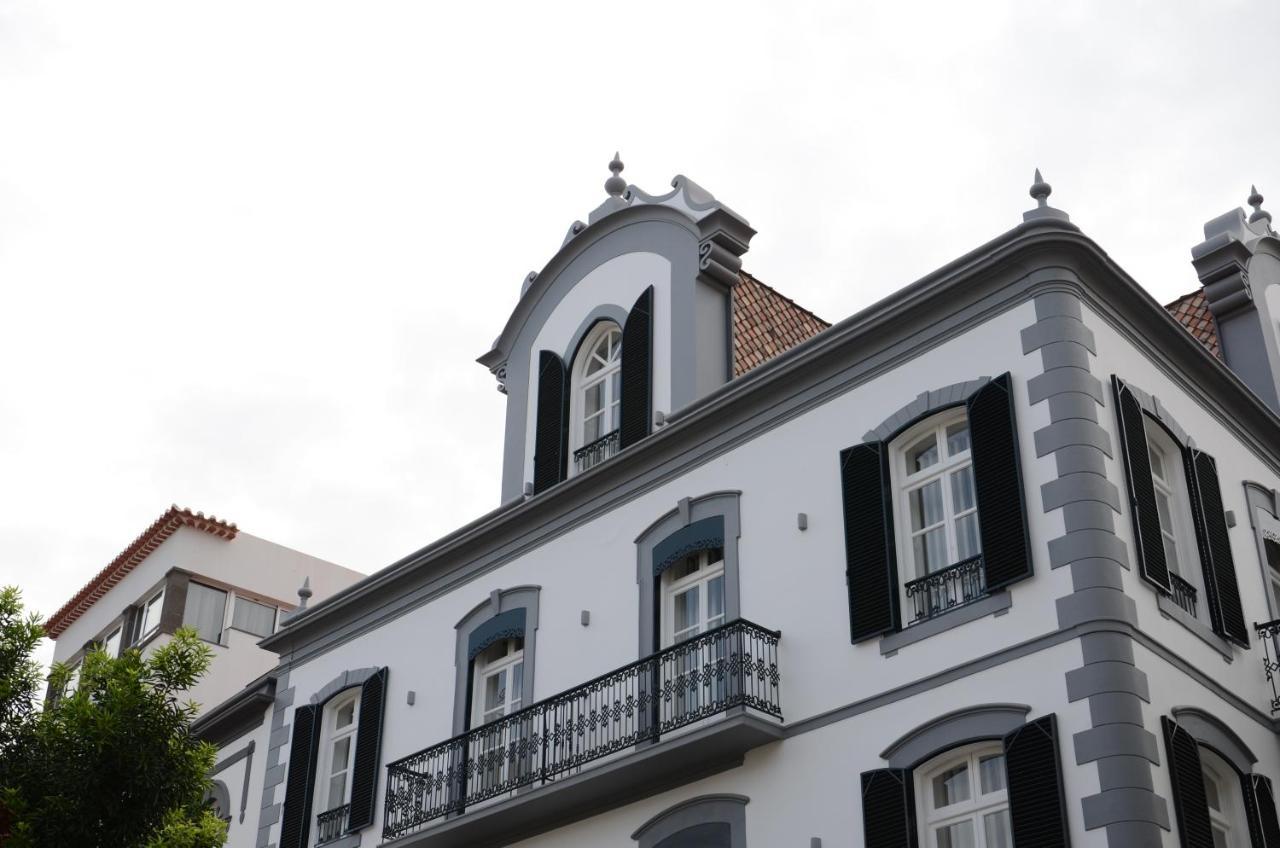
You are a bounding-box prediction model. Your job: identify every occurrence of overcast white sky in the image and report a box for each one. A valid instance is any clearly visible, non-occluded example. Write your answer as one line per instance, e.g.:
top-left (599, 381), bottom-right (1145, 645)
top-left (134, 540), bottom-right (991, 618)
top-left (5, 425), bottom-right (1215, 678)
top-left (2, 1), bottom-right (1277, 674)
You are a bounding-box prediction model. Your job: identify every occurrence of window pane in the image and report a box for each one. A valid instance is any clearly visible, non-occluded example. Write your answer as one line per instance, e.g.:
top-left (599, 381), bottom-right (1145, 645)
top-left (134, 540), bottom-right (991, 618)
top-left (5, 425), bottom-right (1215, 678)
top-left (143, 592), bottom-right (165, 634)
top-left (955, 514), bottom-right (981, 560)
top-left (584, 412), bottom-right (601, 443)
top-left (914, 527), bottom-right (949, 574)
top-left (1204, 771), bottom-right (1221, 811)
top-left (907, 434), bottom-right (940, 473)
top-left (1163, 535), bottom-right (1181, 576)
top-left (232, 597), bottom-right (277, 637)
top-left (510, 662), bottom-right (523, 707)
top-left (1148, 443), bottom-right (1165, 480)
top-left (1266, 539), bottom-right (1280, 572)
top-left (708, 575), bottom-right (725, 622)
top-left (933, 762), bottom-right (971, 808)
top-left (103, 628), bottom-right (122, 658)
top-left (327, 772), bottom-right (347, 810)
top-left (910, 480), bottom-right (945, 531)
top-left (674, 586), bottom-right (700, 634)
top-left (585, 382), bottom-right (603, 415)
top-left (946, 422), bottom-right (971, 456)
top-left (331, 736), bottom-right (351, 772)
top-left (183, 583), bottom-right (228, 643)
top-left (484, 669), bottom-right (507, 713)
top-left (935, 819), bottom-right (975, 848)
top-left (950, 465), bottom-right (976, 513)
top-left (336, 700), bottom-right (355, 729)
top-left (1154, 489), bottom-right (1176, 535)
top-left (978, 754), bottom-right (1007, 794)
top-left (983, 809), bottom-right (1012, 848)
top-left (669, 556), bottom-right (700, 582)
top-left (66, 663), bottom-right (80, 695)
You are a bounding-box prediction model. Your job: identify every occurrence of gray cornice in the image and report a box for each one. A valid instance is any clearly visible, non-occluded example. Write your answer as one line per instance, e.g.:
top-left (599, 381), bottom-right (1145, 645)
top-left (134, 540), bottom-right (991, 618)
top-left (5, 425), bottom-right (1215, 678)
top-left (191, 673), bottom-right (275, 747)
top-left (263, 215), bottom-right (1280, 665)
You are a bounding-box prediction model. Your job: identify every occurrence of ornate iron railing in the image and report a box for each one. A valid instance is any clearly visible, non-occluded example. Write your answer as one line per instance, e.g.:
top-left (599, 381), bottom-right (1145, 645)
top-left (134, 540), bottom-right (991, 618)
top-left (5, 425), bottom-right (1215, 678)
top-left (1255, 619), bottom-right (1280, 713)
top-left (382, 619), bottom-right (781, 840)
top-left (904, 555), bottom-right (987, 624)
top-left (573, 429), bottom-right (620, 473)
top-left (315, 803), bottom-right (350, 845)
top-left (1168, 573), bottom-right (1198, 619)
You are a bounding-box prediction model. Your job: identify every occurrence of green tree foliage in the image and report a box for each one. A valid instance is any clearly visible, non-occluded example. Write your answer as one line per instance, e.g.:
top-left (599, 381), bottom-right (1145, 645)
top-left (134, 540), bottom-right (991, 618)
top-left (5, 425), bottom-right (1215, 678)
top-left (0, 588), bottom-right (44, 757)
top-left (0, 587), bottom-right (227, 848)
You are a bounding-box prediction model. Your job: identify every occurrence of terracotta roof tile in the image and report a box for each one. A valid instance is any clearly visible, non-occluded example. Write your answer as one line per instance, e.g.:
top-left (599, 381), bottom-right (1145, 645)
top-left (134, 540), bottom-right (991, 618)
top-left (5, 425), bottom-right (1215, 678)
top-left (44, 506), bottom-right (238, 639)
top-left (1165, 289), bottom-right (1222, 360)
top-left (732, 271), bottom-right (831, 377)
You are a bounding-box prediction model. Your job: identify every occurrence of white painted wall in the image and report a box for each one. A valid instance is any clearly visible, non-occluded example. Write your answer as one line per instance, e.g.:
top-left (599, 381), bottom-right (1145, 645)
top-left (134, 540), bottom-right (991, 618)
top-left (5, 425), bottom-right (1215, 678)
top-left (212, 709), bottom-right (272, 848)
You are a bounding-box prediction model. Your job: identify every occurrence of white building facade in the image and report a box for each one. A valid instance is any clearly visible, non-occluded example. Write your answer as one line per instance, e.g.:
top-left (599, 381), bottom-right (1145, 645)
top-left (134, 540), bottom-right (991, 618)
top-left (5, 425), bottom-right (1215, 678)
top-left (214, 163), bottom-right (1280, 848)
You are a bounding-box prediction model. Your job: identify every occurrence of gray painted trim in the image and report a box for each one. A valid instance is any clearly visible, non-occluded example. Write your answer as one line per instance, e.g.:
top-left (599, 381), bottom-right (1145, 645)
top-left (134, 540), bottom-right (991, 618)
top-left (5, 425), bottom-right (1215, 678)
top-left (879, 703), bottom-right (1031, 768)
top-left (879, 591), bottom-right (1012, 656)
top-left (321, 835), bottom-right (360, 848)
top-left (562, 305), bottom-right (629, 366)
top-left (256, 670), bottom-right (289, 848)
top-left (635, 492), bottom-right (741, 655)
top-left (631, 794), bottom-right (749, 848)
top-left (860, 378), bottom-right (989, 443)
top-left (452, 586), bottom-right (540, 735)
top-left (309, 667), bottom-right (379, 706)
top-left (1155, 594), bottom-right (1234, 660)
top-left (212, 740), bottom-right (257, 823)
top-left (1170, 705), bottom-right (1258, 773)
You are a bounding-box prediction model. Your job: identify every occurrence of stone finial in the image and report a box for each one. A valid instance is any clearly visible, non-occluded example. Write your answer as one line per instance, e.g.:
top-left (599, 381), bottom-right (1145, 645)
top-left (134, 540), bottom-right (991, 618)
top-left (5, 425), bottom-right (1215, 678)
top-left (1023, 167), bottom-right (1070, 223)
top-left (604, 152), bottom-right (626, 197)
top-left (296, 577), bottom-right (312, 611)
top-left (1249, 185), bottom-right (1273, 228)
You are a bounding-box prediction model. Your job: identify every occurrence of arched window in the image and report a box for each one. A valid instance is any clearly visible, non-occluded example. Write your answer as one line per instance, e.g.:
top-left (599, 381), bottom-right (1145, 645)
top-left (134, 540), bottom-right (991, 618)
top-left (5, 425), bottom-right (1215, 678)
top-left (915, 742), bottom-right (1011, 847)
top-left (313, 690), bottom-right (360, 840)
top-left (1200, 748), bottom-right (1248, 848)
top-left (569, 322), bottom-right (622, 473)
top-left (471, 637), bottom-right (525, 726)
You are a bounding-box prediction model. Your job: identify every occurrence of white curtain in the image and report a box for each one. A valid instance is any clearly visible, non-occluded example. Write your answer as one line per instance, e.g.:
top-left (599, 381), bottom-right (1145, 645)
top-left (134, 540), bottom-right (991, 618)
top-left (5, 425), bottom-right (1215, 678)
top-left (183, 583), bottom-right (227, 643)
top-left (232, 597), bottom-right (277, 637)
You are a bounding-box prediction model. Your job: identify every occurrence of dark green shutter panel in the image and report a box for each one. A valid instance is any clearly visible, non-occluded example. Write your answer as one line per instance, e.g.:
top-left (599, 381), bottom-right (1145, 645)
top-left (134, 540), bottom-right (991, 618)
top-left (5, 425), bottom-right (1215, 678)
top-left (861, 768), bottom-right (918, 848)
top-left (1243, 773), bottom-right (1280, 847)
top-left (1162, 716), bottom-right (1213, 848)
top-left (1184, 449), bottom-right (1249, 646)
top-left (966, 373), bottom-right (1032, 589)
top-left (840, 442), bottom-right (899, 642)
top-left (532, 351), bottom-right (569, 493)
top-left (619, 286), bottom-right (653, 449)
top-left (347, 668), bottom-right (388, 831)
top-left (1003, 714), bottom-right (1070, 847)
top-left (280, 703), bottom-right (321, 848)
top-left (1113, 376), bottom-right (1171, 591)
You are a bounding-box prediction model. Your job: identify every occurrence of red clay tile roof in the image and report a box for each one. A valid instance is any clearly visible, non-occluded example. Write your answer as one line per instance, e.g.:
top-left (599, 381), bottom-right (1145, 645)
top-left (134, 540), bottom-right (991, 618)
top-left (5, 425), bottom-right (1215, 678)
top-left (44, 506), bottom-right (238, 639)
top-left (1165, 289), bottom-right (1222, 360)
top-left (732, 271), bottom-right (831, 377)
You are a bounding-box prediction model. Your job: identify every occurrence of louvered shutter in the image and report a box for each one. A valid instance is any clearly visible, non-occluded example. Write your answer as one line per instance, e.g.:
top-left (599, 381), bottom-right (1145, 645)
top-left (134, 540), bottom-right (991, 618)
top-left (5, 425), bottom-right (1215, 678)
top-left (279, 704), bottom-right (321, 848)
top-left (532, 351), bottom-right (569, 493)
top-left (619, 286), bottom-right (653, 450)
top-left (861, 768), bottom-right (918, 848)
top-left (1162, 716), bottom-right (1213, 848)
top-left (1184, 448), bottom-right (1249, 646)
top-left (347, 668), bottom-right (388, 831)
top-left (1112, 376), bottom-right (1172, 591)
top-left (840, 441), bottom-right (899, 642)
top-left (966, 373), bottom-right (1032, 589)
top-left (1003, 714), bottom-right (1070, 847)
top-left (1243, 773), bottom-right (1280, 847)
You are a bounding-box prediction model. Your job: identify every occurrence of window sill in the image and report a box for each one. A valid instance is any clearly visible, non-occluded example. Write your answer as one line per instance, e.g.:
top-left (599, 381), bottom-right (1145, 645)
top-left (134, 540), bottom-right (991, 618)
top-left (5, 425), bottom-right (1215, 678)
top-left (317, 834), bottom-right (360, 848)
top-left (880, 591), bottom-right (1012, 656)
top-left (1155, 593), bottom-right (1233, 662)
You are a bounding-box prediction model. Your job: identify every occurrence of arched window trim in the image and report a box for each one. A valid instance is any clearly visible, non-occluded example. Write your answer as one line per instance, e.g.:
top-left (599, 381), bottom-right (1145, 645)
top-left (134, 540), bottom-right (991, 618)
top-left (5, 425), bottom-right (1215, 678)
top-left (913, 741), bottom-right (1011, 848)
top-left (630, 793), bottom-right (749, 848)
top-left (452, 586), bottom-right (540, 736)
top-left (568, 320), bottom-right (624, 471)
top-left (880, 703), bottom-right (1031, 770)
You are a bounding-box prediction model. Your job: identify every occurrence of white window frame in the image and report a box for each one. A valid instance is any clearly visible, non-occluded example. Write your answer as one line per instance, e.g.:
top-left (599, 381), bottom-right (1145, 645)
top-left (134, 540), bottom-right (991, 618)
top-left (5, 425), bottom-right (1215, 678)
top-left (470, 639), bottom-right (525, 728)
top-left (139, 588), bottom-right (165, 640)
top-left (567, 322), bottom-right (623, 470)
top-left (1201, 747), bottom-right (1247, 848)
top-left (1265, 538), bottom-right (1280, 618)
top-left (103, 626), bottom-right (122, 658)
top-left (314, 691), bottom-right (361, 823)
top-left (661, 549), bottom-right (727, 648)
top-left (914, 742), bottom-right (1012, 848)
top-left (1145, 422), bottom-right (1205, 615)
top-left (229, 592), bottom-right (280, 639)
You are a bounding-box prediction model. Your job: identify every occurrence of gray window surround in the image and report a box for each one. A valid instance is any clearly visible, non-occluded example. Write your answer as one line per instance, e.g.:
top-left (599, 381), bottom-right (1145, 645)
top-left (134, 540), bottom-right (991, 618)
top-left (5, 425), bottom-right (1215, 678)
top-left (879, 703), bottom-right (1032, 769)
top-left (452, 586), bottom-right (540, 736)
top-left (210, 739), bottom-right (256, 823)
top-left (1169, 706), bottom-right (1259, 776)
top-left (631, 793), bottom-right (749, 848)
top-left (205, 779), bottom-right (232, 823)
top-left (635, 492), bottom-right (741, 656)
top-left (861, 378), bottom-right (1018, 655)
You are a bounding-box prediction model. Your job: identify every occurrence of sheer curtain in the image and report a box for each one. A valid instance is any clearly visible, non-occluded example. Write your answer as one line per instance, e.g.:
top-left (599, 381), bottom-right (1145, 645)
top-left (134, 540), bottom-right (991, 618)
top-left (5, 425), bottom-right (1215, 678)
top-left (183, 583), bottom-right (228, 643)
top-left (232, 597), bottom-right (277, 637)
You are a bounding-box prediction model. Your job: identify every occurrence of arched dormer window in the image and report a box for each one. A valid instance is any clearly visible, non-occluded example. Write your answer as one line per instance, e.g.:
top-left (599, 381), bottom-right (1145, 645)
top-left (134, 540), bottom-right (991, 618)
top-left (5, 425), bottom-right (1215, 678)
top-left (570, 322), bottom-right (622, 474)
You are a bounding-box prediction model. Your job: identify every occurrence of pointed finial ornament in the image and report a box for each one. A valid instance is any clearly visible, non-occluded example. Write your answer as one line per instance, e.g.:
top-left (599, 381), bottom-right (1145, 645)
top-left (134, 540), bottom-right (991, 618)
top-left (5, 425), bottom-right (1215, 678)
top-left (1023, 167), bottom-right (1069, 223)
top-left (604, 152), bottom-right (626, 197)
top-left (296, 577), bottom-right (312, 610)
top-left (1030, 168), bottom-right (1052, 207)
top-left (1248, 185), bottom-right (1273, 227)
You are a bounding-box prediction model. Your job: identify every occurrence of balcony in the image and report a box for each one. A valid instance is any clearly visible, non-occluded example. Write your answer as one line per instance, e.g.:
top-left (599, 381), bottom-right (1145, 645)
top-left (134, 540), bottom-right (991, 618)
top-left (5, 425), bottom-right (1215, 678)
top-left (904, 555), bottom-right (987, 625)
top-left (1256, 619), bottom-right (1280, 713)
top-left (573, 429), bottom-right (619, 474)
top-left (1168, 573), bottom-right (1198, 619)
top-left (382, 619), bottom-right (782, 847)
top-left (315, 803), bottom-right (350, 845)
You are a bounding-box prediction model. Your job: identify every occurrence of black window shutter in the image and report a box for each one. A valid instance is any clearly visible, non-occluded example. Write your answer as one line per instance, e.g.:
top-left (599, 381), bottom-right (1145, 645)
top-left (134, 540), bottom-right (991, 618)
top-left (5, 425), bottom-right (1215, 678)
top-left (279, 703), bottom-right (321, 848)
top-left (861, 768), bottom-right (918, 848)
top-left (347, 668), bottom-right (389, 831)
top-left (532, 351), bottom-right (569, 493)
top-left (1003, 714), bottom-right (1070, 847)
top-left (1243, 773), bottom-right (1280, 847)
top-left (619, 286), bottom-right (653, 450)
top-left (1184, 448), bottom-right (1249, 646)
top-left (1112, 376), bottom-right (1171, 592)
top-left (966, 372), bottom-right (1032, 590)
top-left (1162, 715), bottom-right (1213, 848)
top-left (840, 442), bottom-right (899, 642)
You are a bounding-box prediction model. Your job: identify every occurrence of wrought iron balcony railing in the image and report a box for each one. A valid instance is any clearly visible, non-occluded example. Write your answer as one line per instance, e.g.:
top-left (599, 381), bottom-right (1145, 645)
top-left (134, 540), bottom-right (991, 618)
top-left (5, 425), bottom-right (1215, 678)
top-left (573, 429), bottom-right (620, 473)
top-left (316, 803), bottom-right (350, 845)
top-left (904, 555), bottom-right (987, 624)
top-left (382, 619), bottom-right (781, 841)
top-left (1255, 619), bottom-right (1280, 713)
top-left (1168, 573), bottom-right (1198, 619)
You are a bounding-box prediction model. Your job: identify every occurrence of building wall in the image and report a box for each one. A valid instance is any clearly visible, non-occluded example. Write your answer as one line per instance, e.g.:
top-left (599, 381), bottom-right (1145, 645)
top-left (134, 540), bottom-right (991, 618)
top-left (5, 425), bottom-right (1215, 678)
top-left (211, 710), bottom-right (272, 848)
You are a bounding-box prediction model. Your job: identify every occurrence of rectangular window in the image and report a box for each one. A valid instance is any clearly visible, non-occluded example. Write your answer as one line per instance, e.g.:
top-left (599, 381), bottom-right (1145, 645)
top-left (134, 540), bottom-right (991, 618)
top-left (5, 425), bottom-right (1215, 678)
top-left (103, 627), bottom-right (122, 658)
top-left (231, 596), bottom-right (277, 638)
top-left (140, 589), bottom-right (165, 639)
top-left (183, 582), bottom-right (228, 644)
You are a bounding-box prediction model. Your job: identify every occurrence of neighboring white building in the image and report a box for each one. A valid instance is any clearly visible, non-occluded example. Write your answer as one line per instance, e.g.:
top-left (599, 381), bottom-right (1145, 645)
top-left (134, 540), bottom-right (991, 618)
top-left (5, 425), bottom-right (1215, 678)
top-left (208, 161), bottom-right (1280, 848)
top-left (43, 505), bottom-right (363, 827)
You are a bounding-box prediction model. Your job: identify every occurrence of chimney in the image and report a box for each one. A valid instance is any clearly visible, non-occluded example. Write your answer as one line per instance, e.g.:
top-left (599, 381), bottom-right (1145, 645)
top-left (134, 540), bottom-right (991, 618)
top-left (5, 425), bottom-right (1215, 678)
top-left (1190, 186), bottom-right (1280, 412)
